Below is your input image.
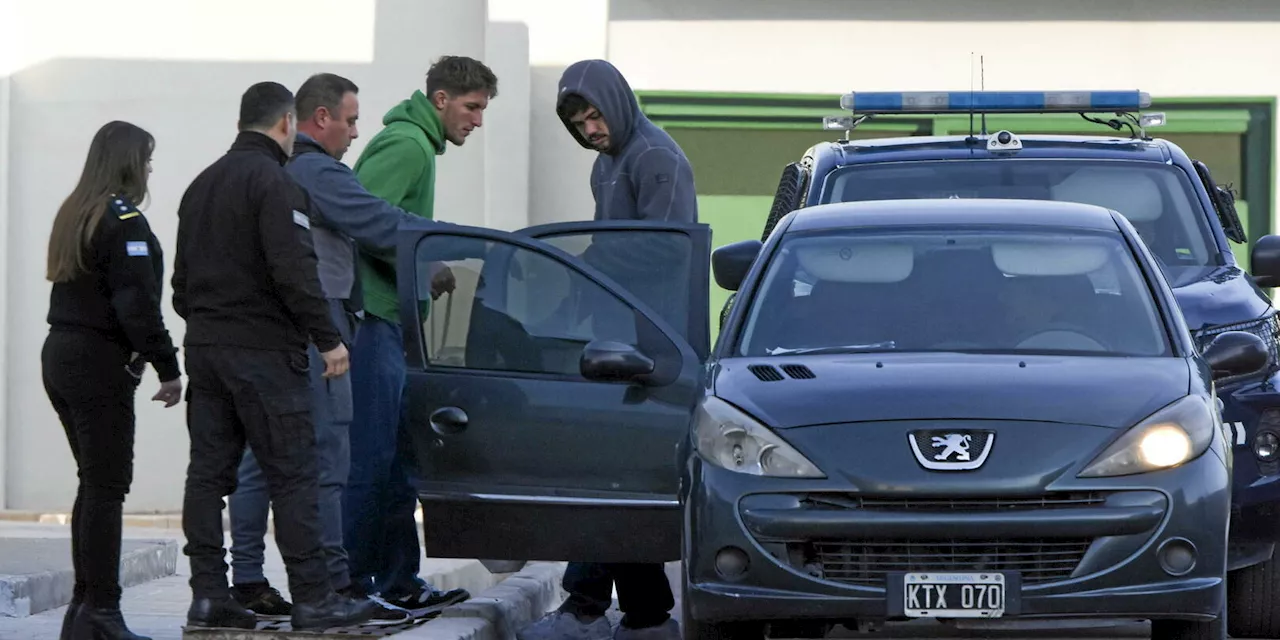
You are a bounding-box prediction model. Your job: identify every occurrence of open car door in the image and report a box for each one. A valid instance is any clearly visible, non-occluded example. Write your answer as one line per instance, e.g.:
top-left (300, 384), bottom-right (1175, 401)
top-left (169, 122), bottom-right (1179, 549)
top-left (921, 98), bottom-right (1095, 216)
top-left (395, 218), bottom-right (712, 563)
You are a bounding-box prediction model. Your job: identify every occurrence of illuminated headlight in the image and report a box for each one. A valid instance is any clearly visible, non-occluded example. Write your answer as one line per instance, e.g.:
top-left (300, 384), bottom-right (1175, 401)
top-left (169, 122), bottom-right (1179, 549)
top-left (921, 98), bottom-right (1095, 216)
top-left (1078, 396), bottom-right (1215, 478)
top-left (693, 397), bottom-right (825, 478)
top-left (1254, 431), bottom-right (1280, 462)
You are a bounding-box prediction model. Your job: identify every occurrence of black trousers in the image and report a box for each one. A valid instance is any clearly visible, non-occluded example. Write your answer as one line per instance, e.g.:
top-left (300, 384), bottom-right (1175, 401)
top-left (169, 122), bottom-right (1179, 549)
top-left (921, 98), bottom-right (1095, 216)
top-left (181, 345), bottom-right (330, 604)
top-left (558, 562), bottom-right (674, 628)
top-left (41, 330), bottom-right (139, 609)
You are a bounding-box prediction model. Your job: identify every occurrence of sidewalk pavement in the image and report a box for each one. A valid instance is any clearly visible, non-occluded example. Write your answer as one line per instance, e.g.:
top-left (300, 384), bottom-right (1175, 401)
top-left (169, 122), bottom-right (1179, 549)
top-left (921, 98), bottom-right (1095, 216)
top-left (0, 511), bottom-right (562, 640)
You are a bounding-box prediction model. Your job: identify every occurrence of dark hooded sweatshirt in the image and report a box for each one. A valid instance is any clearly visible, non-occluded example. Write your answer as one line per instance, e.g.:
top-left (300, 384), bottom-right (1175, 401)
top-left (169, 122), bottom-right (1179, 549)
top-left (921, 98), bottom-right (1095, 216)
top-left (556, 59), bottom-right (699, 339)
top-left (556, 59), bottom-right (698, 224)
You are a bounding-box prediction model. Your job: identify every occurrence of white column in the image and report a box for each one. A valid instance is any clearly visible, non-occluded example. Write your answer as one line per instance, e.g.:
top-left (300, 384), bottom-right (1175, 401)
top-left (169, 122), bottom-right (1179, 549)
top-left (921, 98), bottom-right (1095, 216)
top-left (0, 74), bottom-right (11, 510)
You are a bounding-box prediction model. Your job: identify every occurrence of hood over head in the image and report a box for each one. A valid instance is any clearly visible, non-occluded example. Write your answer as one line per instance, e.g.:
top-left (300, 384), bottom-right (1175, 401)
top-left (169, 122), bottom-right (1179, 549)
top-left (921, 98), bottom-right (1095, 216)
top-left (556, 59), bottom-right (641, 153)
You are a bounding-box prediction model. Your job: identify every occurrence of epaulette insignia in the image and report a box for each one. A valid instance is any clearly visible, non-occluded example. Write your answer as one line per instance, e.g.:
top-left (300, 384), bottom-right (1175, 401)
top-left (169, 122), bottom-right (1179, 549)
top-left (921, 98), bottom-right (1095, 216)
top-left (113, 196), bottom-right (141, 220)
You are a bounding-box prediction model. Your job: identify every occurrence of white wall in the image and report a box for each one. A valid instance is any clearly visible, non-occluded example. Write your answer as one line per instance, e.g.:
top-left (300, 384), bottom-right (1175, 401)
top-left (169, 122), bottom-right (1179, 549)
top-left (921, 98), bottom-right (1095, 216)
top-left (490, 0), bottom-right (608, 226)
top-left (484, 21), bottom-right (532, 231)
top-left (0, 0), bottom-right (520, 511)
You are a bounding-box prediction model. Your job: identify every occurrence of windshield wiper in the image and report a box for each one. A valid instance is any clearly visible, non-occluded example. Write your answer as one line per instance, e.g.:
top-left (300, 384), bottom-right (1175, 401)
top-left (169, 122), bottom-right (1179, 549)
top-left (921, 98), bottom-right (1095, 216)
top-left (766, 341), bottom-right (897, 356)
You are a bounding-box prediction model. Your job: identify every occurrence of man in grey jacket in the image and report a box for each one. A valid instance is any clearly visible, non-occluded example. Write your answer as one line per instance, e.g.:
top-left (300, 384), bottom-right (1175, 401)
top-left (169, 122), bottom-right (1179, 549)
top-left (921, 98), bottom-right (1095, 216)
top-left (225, 72), bottom-right (468, 623)
top-left (517, 59), bottom-right (696, 640)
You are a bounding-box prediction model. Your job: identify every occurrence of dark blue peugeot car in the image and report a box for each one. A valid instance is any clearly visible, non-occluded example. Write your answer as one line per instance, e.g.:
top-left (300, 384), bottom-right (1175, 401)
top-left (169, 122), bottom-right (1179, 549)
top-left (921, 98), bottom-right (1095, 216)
top-left (746, 90), bottom-right (1280, 638)
top-left (392, 193), bottom-right (1266, 639)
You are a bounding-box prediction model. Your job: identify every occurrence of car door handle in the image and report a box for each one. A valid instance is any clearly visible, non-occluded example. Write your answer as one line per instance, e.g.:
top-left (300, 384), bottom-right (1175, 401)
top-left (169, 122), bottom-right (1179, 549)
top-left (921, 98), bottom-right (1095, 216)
top-left (430, 406), bottom-right (469, 436)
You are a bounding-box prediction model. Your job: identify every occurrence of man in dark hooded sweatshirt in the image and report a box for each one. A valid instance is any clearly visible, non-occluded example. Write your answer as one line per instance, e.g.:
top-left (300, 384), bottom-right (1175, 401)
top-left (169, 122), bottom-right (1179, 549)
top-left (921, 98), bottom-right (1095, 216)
top-left (516, 59), bottom-right (695, 640)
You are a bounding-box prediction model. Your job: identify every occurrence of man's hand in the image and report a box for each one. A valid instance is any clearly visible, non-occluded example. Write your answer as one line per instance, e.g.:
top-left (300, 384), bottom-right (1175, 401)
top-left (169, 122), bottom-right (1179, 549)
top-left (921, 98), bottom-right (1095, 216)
top-left (321, 343), bottom-right (350, 378)
top-left (430, 263), bottom-right (456, 300)
top-left (152, 378), bottom-right (183, 408)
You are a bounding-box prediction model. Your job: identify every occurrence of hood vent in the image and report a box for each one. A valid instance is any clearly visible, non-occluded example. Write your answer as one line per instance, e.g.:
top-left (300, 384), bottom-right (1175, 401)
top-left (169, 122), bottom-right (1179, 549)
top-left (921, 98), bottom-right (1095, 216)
top-left (748, 365), bottom-right (785, 381)
top-left (781, 364), bottom-right (816, 379)
top-left (748, 364), bottom-right (816, 381)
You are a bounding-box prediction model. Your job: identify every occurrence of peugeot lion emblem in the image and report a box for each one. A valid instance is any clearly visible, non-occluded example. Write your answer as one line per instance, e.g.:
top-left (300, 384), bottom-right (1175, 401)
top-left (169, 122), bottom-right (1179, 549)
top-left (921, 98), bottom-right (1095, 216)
top-left (908, 430), bottom-right (995, 471)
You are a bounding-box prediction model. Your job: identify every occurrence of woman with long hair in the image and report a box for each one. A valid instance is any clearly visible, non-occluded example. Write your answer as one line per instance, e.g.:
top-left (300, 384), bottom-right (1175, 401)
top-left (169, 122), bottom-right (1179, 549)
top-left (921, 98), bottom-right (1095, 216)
top-left (43, 120), bottom-right (183, 640)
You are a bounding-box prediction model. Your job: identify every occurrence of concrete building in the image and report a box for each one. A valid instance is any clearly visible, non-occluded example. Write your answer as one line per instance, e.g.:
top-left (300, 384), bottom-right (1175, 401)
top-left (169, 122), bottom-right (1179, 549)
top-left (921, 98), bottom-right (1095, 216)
top-left (1, 0), bottom-right (1276, 511)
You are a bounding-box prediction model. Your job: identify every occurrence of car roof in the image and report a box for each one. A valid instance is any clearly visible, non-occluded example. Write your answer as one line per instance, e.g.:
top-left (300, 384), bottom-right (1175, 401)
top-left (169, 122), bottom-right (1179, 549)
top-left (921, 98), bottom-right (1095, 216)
top-left (785, 198), bottom-right (1124, 234)
top-left (820, 134), bottom-right (1173, 165)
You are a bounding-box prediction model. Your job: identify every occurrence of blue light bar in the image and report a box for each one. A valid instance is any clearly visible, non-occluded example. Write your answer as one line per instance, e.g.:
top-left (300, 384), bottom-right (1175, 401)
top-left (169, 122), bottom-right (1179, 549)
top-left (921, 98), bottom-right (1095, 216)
top-left (839, 91), bottom-right (1151, 114)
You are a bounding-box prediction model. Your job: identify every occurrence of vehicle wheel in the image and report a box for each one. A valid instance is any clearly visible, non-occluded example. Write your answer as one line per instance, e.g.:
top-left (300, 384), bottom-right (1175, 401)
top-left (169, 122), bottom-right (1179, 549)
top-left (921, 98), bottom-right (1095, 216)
top-left (761, 163), bottom-right (804, 241)
top-left (680, 574), bottom-right (764, 640)
top-left (1152, 599), bottom-right (1226, 640)
top-left (1228, 555), bottom-right (1280, 637)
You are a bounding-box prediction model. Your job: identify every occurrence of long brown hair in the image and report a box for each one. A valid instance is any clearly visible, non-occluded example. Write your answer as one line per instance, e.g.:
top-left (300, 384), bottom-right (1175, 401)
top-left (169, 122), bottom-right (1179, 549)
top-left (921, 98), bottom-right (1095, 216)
top-left (46, 121), bottom-right (154, 282)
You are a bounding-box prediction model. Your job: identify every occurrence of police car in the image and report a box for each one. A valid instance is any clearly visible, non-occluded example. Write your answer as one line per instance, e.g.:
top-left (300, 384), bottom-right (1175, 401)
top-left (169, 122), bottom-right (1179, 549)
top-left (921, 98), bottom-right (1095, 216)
top-left (746, 89), bottom-right (1280, 637)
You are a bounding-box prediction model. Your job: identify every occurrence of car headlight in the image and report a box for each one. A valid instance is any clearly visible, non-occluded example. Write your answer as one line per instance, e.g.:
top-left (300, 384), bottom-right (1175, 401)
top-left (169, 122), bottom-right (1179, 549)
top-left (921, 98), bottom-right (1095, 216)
top-left (693, 397), bottom-right (825, 478)
top-left (1078, 395), bottom-right (1216, 478)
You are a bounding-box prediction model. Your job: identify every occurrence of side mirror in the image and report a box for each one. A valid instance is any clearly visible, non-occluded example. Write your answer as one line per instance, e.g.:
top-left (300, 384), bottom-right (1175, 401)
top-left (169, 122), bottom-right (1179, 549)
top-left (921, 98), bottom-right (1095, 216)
top-left (1251, 235), bottom-right (1280, 288)
top-left (712, 239), bottom-right (762, 292)
top-left (580, 340), bottom-right (655, 382)
top-left (1202, 330), bottom-right (1269, 380)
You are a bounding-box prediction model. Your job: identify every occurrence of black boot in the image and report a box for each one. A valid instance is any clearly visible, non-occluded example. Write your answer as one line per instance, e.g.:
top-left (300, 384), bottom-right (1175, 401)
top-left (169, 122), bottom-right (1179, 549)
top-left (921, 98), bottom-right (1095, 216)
top-left (60, 600), bottom-right (81, 640)
top-left (185, 597), bottom-right (257, 630)
top-left (291, 592), bottom-right (381, 630)
top-left (68, 606), bottom-right (151, 640)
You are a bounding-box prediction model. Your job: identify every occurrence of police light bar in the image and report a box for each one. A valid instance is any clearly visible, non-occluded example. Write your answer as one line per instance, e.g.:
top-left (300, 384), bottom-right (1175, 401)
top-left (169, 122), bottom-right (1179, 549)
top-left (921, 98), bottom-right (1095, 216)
top-left (839, 91), bottom-right (1152, 114)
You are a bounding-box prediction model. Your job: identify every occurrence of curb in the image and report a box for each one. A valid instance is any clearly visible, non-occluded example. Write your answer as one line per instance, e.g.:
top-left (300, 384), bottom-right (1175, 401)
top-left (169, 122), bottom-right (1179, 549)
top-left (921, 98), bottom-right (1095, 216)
top-left (0, 538), bottom-right (179, 618)
top-left (400, 562), bottom-right (567, 640)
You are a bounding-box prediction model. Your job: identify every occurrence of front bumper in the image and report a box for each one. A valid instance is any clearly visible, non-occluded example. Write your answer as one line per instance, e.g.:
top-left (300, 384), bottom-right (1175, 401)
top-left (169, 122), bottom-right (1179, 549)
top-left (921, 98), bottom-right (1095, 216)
top-left (1221, 376), bottom-right (1280, 548)
top-left (684, 439), bottom-right (1230, 624)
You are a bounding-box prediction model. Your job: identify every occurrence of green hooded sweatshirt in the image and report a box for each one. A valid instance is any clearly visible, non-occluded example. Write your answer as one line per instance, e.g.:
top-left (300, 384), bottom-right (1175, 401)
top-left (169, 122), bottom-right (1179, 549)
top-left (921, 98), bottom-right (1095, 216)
top-left (352, 89), bottom-right (446, 324)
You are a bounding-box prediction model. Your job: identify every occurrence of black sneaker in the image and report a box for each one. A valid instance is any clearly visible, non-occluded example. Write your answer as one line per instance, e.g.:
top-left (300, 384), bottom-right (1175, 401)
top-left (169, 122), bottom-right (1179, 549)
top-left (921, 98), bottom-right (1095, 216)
top-left (291, 592), bottom-right (380, 630)
top-left (380, 586), bottom-right (470, 616)
top-left (337, 585), bottom-right (411, 624)
top-left (232, 582), bottom-right (293, 618)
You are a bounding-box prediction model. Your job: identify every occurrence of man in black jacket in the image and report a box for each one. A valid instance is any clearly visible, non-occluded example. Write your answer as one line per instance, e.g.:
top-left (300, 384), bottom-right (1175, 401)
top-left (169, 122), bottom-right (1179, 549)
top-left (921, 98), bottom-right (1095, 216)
top-left (172, 81), bottom-right (378, 631)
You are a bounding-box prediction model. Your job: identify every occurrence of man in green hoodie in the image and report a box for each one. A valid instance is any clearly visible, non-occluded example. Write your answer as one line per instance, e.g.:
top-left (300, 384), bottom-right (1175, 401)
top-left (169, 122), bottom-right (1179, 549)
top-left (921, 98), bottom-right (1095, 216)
top-left (344, 55), bottom-right (498, 614)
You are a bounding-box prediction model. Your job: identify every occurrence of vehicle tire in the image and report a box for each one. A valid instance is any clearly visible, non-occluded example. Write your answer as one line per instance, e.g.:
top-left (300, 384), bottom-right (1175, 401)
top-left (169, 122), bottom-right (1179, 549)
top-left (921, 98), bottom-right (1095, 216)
top-left (1151, 597), bottom-right (1226, 640)
top-left (761, 163), bottom-right (804, 242)
top-left (1228, 556), bottom-right (1280, 637)
top-left (680, 574), bottom-right (764, 640)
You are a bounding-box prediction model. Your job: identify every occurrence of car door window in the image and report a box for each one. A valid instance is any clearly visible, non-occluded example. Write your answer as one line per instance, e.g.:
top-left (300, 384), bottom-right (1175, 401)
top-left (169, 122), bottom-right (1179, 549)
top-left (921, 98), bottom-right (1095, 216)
top-left (417, 234), bottom-right (671, 378)
top-left (537, 230), bottom-right (693, 343)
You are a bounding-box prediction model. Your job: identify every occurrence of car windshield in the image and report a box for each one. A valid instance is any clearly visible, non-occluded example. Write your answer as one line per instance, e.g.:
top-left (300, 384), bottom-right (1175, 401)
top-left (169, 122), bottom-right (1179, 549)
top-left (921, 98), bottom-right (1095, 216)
top-left (736, 227), bottom-right (1173, 358)
top-left (820, 159), bottom-right (1222, 287)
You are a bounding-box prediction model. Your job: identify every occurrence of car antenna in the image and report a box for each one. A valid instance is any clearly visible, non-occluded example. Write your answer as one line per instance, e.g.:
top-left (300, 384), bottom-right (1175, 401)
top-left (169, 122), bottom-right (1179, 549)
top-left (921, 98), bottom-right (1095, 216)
top-left (980, 55), bottom-right (988, 136)
top-left (967, 51), bottom-right (975, 140)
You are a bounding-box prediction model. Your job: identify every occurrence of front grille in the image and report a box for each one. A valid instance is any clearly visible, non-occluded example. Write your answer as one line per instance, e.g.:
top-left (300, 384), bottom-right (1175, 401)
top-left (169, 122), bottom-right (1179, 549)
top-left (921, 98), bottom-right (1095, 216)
top-left (801, 492), bottom-right (1106, 511)
top-left (1194, 311), bottom-right (1280, 385)
top-left (805, 538), bottom-right (1091, 587)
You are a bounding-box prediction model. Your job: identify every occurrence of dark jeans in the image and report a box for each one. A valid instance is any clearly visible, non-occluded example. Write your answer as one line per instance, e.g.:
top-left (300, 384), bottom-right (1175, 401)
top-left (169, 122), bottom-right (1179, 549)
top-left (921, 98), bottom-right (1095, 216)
top-left (181, 344), bottom-right (330, 604)
top-left (341, 315), bottom-right (428, 598)
top-left (340, 317), bottom-right (430, 596)
top-left (229, 301), bottom-right (356, 591)
top-left (41, 330), bottom-right (139, 609)
top-left (558, 562), bottom-right (673, 629)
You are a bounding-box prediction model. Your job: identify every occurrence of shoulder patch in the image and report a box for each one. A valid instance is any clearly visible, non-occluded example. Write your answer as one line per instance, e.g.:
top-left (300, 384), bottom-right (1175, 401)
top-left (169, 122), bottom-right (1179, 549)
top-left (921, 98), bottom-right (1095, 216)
top-left (111, 195), bottom-right (142, 220)
top-left (125, 241), bottom-right (149, 257)
top-left (292, 209), bottom-right (311, 230)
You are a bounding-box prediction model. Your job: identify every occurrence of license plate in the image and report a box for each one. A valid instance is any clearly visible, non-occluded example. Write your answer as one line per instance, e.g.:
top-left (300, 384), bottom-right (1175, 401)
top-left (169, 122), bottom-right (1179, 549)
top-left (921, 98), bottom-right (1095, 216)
top-left (903, 572), bottom-right (1005, 618)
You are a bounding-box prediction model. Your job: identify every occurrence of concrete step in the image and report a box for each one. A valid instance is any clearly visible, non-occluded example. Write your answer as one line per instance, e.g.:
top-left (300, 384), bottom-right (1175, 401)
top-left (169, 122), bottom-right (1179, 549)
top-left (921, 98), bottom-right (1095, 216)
top-left (0, 537), bottom-right (179, 617)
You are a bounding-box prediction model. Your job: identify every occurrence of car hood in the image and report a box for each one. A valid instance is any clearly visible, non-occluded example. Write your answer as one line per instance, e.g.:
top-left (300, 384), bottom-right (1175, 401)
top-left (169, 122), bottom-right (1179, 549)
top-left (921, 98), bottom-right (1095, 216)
top-left (711, 353), bottom-right (1191, 429)
top-left (1169, 265), bottom-right (1273, 330)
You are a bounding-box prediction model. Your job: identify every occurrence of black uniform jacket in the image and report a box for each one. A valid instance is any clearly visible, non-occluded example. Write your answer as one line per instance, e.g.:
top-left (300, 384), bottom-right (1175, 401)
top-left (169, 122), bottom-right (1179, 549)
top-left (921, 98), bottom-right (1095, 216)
top-left (46, 194), bottom-right (182, 382)
top-left (172, 131), bottom-right (341, 354)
